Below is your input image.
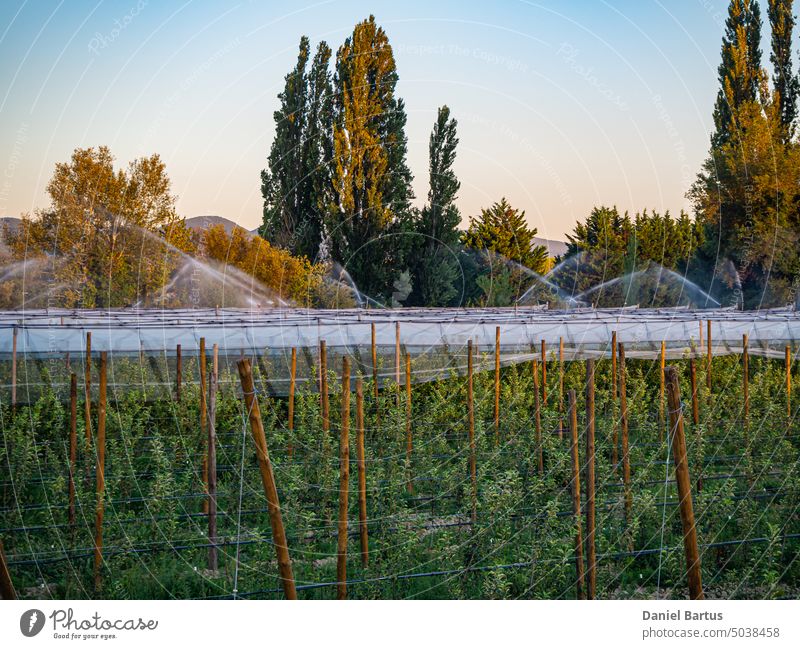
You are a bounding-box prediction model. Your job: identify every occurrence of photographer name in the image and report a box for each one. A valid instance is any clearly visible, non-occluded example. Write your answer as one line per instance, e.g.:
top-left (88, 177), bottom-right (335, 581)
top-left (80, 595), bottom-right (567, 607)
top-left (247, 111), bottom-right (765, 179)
top-left (643, 610), bottom-right (723, 621)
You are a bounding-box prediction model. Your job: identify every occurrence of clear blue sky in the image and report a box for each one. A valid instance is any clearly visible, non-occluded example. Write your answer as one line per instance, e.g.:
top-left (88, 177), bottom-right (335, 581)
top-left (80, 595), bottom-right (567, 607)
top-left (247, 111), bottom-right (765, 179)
top-left (0, 1), bottom-right (740, 240)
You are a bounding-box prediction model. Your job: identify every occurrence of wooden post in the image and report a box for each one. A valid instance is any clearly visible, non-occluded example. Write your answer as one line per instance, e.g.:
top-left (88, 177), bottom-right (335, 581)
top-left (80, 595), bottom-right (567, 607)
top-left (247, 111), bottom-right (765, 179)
top-left (787, 345), bottom-right (792, 426)
top-left (532, 359), bottom-right (543, 473)
top-left (68, 374), bottom-right (77, 528)
top-left (585, 358), bottom-right (596, 600)
top-left (199, 338), bottom-right (208, 513)
top-left (320, 340), bottom-right (329, 442)
top-left (568, 389), bottom-right (585, 599)
top-left (659, 340), bottom-right (666, 443)
top-left (236, 358), bottom-right (297, 599)
top-left (405, 353), bottom-right (413, 493)
top-left (176, 344), bottom-right (182, 402)
top-left (395, 322), bottom-right (401, 404)
top-left (540, 339), bottom-right (547, 404)
top-left (93, 351), bottom-right (107, 593)
top-left (355, 378), bottom-right (369, 567)
top-left (559, 336), bottom-right (565, 440)
top-left (288, 347), bottom-right (297, 459)
top-left (11, 326), bottom-right (16, 410)
top-left (371, 322), bottom-right (380, 427)
top-left (690, 357), bottom-right (699, 426)
top-left (665, 366), bottom-right (704, 600)
top-left (619, 344), bottom-right (631, 524)
top-left (699, 320), bottom-right (703, 349)
top-left (742, 333), bottom-right (749, 427)
top-left (706, 320), bottom-right (712, 391)
top-left (207, 344), bottom-right (219, 572)
top-left (468, 340), bottom-right (477, 524)
top-left (84, 332), bottom-right (92, 451)
top-left (611, 330), bottom-right (618, 400)
top-left (494, 326), bottom-right (501, 447)
top-left (0, 539), bottom-right (16, 599)
top-left (337, 358), bottom-right (351, 599)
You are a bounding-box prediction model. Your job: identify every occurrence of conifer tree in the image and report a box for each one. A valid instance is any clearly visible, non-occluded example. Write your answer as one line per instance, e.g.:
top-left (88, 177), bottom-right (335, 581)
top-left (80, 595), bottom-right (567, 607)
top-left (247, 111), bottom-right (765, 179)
top-left (768, 0), bottom-right (798, 141)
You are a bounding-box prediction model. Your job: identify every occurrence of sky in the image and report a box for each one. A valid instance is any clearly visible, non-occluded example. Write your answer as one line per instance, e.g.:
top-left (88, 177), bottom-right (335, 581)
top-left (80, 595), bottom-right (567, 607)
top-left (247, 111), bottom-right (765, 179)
top-left (0, 0), bottom-right (739, 241)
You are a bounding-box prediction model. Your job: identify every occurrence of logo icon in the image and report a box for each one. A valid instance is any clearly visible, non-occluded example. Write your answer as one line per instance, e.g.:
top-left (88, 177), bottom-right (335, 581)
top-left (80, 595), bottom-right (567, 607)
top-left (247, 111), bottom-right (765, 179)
top-left (20, 609), bottom-right (46, 637)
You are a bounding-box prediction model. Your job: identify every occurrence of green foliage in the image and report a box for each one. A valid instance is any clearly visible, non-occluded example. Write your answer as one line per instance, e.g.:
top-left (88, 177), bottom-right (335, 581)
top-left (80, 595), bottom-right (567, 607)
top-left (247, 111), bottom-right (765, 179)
top-left (260, 37), bottom-right (333, 260)
top-left (463, 198), bottom-right (547, 274)
top-left (2, 349), bottom-right (799, 599)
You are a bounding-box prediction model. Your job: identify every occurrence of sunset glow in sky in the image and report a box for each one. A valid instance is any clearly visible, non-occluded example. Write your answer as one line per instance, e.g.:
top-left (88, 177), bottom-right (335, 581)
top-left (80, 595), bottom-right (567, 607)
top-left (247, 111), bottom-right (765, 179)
top-left (0, 1), bottom-right (735, 240)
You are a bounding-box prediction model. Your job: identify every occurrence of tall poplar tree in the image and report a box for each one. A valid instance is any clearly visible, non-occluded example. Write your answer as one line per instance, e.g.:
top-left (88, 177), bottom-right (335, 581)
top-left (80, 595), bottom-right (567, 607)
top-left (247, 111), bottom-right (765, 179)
top-left (712, 0), bottom-right (763, 145)
top-left (326, 15), bottom-right (414, 300)
top-left (768, 0), bottom-right (799, 141)
top-left (260, 39), bottom-right (333, 259)
top-left (408, 106), bottom-right (462, 306)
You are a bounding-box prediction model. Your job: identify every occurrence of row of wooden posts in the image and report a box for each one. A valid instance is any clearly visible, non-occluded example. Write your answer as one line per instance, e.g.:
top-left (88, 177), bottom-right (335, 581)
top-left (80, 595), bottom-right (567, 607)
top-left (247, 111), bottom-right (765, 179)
top-left (1, 318), bottom-right (796, 599)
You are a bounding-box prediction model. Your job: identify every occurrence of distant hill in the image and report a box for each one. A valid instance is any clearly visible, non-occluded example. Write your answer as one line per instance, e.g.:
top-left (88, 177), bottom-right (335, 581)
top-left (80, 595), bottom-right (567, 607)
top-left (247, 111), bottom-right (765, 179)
top-left (0, 216), bottom-right (21, 234)
top-left (0, 217), bottom-right (21, 255)
top-left (185, 215), bottom-right (244, 235)
top-left (534, 237), bottom-right (568, 259)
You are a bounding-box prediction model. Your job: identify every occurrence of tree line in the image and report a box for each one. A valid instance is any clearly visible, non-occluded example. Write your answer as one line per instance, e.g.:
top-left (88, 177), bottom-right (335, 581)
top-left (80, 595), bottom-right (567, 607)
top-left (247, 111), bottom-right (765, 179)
top-left (3, 6), bottom-right (799, 309)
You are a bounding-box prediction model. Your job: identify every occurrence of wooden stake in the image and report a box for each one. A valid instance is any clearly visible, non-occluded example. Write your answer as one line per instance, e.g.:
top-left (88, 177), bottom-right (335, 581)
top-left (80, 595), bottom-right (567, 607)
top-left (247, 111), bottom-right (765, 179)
top-left (659, 340), bottom-right (666, 442)
top-left (742, 333), bottom-right (749, 427)
top-left (685, 358), bottom-right (697, 428)
top-left (585, 358), bottom-right (596, 600)
top-left (84, 332), bottom-right (92, 451)
top-left (199, 337), bottom-right (208, 513)
top-left (237, 358), bottom-right (297, 599)
top-left (0, 539), bottom-right (16, 599)
top-left (176, 344), bottom-right (182, 402)
top-left (468, 340), bottom-right (477, 524)
top-left (320, 340), bottom-right (329, 441)
top-left (706, 320), bottom-right (712, 391)
top-left (11, 326), bottom-right (16, 410)
top-left (288, 347), bottom-right (296, 459)
top-left (619, 344), bottom-right (631, 524)
top-left (541, 339), bottom-right (547, 404)
top-left (568, 389), bottom-right (585, 599)
top-left (93, 351), bottom-right (107, 593)
top-left (665, 366), bottom-right (704, 600)
top-left (371, 322), bottom-right (380, 427)
top-left (405, 352), bottom-right (413, 493)
top-left (395, 322), bottom-right (401, 403)
top-left (68, 373), bottom-right (77, 528)
top-left (337, 357), bottom-right (351, 599)
top-left (494, 326), bottom-right (501, 447)
top-left (532, 359), bottom-right (543, 473)
top-left (207, 344), bottom-right (219, 572)
top-left (611, 330), bottom-right (617, 400)
top-left (355, 378), bottom-right (368, 567)
top-left (559, 336), bottom-right (565, 440)
top-left (787, 345), bottom-right (792, 425)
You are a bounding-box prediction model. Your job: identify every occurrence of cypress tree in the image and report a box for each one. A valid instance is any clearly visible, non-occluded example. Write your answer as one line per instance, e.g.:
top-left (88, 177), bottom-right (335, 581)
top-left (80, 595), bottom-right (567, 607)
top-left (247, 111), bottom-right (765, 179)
top-left (712, 0), bottom-right (763, 145)
top-left (408, 106), bottom-right (462, 306)
top-left (768, 0), bottom-right (798, 141)
top-left (326, 15), bottom-right (414, 301)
